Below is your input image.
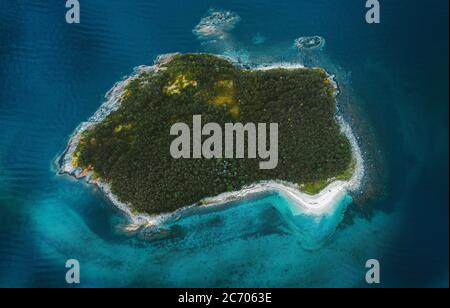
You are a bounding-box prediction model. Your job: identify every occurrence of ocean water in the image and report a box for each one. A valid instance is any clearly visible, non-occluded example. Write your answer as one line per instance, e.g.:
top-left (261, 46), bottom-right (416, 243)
top-left (0, 0), bottom-right (448, 287)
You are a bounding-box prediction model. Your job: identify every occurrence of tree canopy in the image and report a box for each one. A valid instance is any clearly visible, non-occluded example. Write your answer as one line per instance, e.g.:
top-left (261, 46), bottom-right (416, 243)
top-left (74, 54), bottom-right (353, 214)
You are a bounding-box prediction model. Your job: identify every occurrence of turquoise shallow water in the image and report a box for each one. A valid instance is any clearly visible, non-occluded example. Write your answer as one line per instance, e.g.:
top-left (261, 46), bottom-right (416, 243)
top-left (0, 0), bottom-right (448, 287)
top-left (30, 188), bottom-right (353, 287)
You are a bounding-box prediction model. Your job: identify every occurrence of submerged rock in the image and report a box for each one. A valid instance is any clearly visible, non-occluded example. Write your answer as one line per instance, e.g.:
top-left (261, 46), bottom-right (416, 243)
top-left (252, 33), bottom-right (266, 45)
top-left (193, 9), bottom-right (241, 40)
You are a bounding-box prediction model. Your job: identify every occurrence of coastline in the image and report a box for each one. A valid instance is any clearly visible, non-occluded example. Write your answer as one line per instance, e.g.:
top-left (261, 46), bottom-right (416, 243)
top-left (56, 53), bottom-right (365, 229)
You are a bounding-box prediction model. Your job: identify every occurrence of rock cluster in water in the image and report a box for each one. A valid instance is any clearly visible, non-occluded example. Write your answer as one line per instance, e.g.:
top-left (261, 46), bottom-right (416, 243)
top-left (193, 10), bottom-right (241, 41)
top-left (294, 36), bottom-right (325, 50)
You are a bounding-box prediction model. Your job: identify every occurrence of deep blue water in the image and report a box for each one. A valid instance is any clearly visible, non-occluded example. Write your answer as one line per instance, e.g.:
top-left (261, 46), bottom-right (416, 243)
top-left (0, 0), bottom-right (448, 287)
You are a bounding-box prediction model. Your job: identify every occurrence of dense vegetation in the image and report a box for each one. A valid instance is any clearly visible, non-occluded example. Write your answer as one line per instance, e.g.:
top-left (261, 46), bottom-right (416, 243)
top-left (74, 54), bottom-right (353, 214)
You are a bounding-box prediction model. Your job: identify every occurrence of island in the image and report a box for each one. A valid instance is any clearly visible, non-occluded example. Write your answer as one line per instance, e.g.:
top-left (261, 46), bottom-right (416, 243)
top-left (58, 53), bottom-right (363, 225)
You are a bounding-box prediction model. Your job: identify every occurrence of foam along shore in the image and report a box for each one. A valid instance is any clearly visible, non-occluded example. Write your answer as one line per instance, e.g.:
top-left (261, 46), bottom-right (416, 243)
top-left (253, 63), bottom-right (305, 71)
top-left (56, 53), bottom-right (364, 230)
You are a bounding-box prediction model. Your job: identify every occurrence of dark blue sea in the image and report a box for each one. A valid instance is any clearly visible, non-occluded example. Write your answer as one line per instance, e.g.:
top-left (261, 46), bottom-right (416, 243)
top-left (0, 0), bottom-right (448, 287)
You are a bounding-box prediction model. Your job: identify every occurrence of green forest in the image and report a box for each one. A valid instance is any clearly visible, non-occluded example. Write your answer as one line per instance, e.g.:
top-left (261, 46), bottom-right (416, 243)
top-left (74, 54), bottom-right (353, 215)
